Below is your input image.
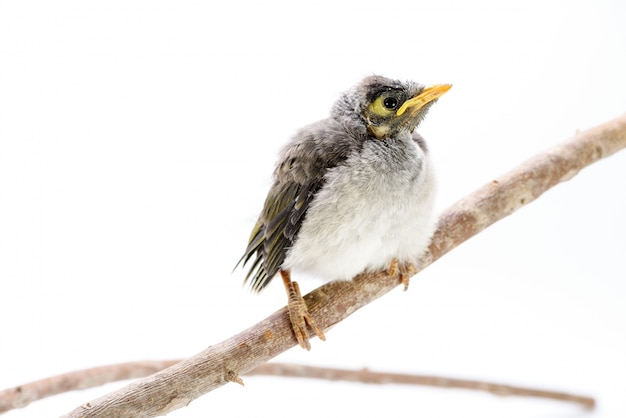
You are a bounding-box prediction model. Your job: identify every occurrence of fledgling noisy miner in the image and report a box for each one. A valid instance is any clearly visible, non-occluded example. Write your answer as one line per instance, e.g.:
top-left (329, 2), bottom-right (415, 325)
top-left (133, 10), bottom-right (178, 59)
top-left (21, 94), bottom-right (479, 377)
top-left (238, 75), bottom-right (451, 350)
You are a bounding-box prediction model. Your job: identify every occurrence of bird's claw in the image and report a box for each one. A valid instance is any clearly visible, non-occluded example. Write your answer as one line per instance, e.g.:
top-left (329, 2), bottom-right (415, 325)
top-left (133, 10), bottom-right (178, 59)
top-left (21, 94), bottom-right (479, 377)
top-left (387, 258), bottom-right (399, 277)
top-left (400, 262), bottom-right (417, 290)
top-left (286, 280), bottom-right (325, 350)
top-left (387, 258), bottom-right (417, 291)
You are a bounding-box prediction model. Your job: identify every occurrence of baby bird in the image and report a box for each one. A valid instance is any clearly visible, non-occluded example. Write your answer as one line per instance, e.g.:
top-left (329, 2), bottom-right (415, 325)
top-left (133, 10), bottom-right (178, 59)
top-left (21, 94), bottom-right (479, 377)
top-left (238, 75), bottom-right (450, 349)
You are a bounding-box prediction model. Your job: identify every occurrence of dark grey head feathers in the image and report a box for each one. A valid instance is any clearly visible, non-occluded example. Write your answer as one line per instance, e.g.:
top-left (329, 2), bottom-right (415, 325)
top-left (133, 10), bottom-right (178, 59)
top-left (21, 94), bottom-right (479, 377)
top-left (328, 75), bottom-right (449, 140)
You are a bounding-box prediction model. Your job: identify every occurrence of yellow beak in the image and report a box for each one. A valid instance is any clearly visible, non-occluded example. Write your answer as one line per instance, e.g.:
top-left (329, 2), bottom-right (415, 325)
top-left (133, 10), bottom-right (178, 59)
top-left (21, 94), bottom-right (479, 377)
top-left (396, 84), bottom-right (452, 117)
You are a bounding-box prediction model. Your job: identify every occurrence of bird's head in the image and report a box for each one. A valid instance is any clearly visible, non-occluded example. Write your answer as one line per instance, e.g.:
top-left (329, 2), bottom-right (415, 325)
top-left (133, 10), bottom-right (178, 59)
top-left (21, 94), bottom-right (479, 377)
top-left (332, 75), bottom-right (451, 140)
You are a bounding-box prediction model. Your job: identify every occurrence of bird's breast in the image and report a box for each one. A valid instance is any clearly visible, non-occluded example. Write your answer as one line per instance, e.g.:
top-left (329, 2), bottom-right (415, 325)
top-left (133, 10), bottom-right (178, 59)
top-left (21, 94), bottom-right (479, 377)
top-left (283, 136), bottom-right (436, 282)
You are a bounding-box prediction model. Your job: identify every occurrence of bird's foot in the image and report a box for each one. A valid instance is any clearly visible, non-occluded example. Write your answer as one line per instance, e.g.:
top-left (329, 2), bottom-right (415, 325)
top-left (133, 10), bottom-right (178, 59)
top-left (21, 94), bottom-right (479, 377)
top-left (399, 262), bottom-right (417, 290)
top-left (281, 270), bottom-right (326, 350)
top-left (387, 258), bottom-right (399, 277)
top-left (387, 258), bottom-right (417, 291)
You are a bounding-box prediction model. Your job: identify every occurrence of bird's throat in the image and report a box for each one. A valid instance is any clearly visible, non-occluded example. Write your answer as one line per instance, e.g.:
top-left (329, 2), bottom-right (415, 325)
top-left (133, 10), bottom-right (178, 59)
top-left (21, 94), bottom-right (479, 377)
top-left (368, 124), bottom-right (390, 140)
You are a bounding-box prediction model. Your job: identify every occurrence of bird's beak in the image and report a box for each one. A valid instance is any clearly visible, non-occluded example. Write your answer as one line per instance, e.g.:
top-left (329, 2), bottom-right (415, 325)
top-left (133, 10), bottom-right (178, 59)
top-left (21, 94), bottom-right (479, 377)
top-left (396, 84), bottom-right (452, 117)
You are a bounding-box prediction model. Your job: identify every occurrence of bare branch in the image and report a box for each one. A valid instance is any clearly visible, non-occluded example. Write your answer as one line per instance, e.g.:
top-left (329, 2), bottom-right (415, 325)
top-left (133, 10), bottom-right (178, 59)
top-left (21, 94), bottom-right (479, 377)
top-left (55, 113), bottom-right (625, 417)
top-left (0, 361), bottom-right (595, 414)
top-left (248, 363), bottom-right (596, 409)
top-left (0, 361), bottom-right (179, 414)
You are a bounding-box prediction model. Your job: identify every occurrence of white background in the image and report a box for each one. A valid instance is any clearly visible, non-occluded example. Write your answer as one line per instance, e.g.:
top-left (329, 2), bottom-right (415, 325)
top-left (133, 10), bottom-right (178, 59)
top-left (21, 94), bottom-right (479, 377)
top-left (1, 1), bottom-right (625, 417)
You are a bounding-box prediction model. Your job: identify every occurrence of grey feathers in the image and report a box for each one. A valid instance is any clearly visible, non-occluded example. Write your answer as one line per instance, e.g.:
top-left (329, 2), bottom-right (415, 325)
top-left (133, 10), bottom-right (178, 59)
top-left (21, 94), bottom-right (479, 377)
top-left (237, 75), bottom-right (440, 292)
top-left (239, 118), bottom-right (365, 292)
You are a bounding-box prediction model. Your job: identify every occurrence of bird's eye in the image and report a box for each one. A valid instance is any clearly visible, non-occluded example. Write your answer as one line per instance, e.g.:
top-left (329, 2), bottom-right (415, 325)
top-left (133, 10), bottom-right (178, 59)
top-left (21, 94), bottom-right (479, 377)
top-left (383, 97), bottom-right (398, 110)
top-left (367, 94), bottom-right (403, 117)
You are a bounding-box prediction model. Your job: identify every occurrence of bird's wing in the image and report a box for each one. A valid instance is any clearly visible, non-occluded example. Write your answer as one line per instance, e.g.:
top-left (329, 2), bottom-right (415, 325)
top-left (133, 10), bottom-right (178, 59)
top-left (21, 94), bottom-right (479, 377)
top-left (238, 122), bottom-right (359, 292)
top-left (239, 179), bottom-right (320, 292)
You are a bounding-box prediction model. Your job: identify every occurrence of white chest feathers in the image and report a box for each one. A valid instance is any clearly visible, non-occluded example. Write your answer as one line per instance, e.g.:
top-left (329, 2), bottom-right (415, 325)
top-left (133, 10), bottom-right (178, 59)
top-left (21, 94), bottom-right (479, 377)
top-left (284, 135), bottom-right (436, 281)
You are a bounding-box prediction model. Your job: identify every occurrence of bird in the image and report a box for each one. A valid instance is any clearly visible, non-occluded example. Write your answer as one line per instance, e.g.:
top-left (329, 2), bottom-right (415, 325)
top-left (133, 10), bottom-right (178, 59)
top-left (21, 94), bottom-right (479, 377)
top-left (237, 75), bottom-right (451, 350)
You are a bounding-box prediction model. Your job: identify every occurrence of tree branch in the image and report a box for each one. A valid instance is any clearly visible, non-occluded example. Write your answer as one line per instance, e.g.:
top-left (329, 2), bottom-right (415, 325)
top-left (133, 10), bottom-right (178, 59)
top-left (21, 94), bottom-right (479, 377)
top-left (55, 113), bottom-right (626, 417)
top-left (247, 363), bottom-right (596, 409)
top-left (0, 361), bottom-right (179, 414)
top-left (0, 361), bottom-right (595, 413)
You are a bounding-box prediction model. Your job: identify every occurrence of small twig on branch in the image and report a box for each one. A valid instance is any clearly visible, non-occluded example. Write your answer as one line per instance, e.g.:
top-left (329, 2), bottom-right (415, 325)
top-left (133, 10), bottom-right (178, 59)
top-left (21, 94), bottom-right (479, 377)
top-left (38, 113), bottom-right (623, 417)
top-left (0, 361), bottom-right (595, 413)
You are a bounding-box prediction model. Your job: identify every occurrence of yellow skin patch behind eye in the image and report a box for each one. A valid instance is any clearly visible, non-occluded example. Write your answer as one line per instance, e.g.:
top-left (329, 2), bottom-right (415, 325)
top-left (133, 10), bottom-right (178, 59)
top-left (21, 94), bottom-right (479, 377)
top-left (366, 83), bottom-right (451, 140)
top-left (368, 95), bottom-right (396, 117)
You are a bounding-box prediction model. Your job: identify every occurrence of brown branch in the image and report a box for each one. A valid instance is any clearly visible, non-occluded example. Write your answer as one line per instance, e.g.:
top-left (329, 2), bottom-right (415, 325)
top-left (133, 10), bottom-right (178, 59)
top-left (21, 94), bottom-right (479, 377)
top-left (0, 361), bottom-right (179, 414)
top-left (0, 361), bottom-right (595, 414)
top-left (248, 363), bottom-right (596, 409)
top-left (51, 112), bottom-right (626, 417)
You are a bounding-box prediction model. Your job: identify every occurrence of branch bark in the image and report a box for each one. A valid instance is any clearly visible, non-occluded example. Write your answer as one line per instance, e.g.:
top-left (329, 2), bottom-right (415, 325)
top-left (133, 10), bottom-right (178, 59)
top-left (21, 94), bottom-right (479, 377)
top-left (0, 361), bottom-right (179, 414)
top-left (0, 361), bottom-right (595, 413)
top-left (58, 113), bottom-right (626, 417)
top-left (247, 364), bottom-right (596, 409)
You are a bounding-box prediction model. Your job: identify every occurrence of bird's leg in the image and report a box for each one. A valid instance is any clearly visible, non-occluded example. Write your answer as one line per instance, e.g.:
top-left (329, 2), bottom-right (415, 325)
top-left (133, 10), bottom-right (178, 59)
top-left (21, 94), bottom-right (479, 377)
top-left (280, 269), bottom-right (326, 350)
top-left (387, 258), bottom-right (399, 277)
top-left (387, 258), bottom-right (417, 291)
top-left (399, 262), bottom-right (417, 291)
